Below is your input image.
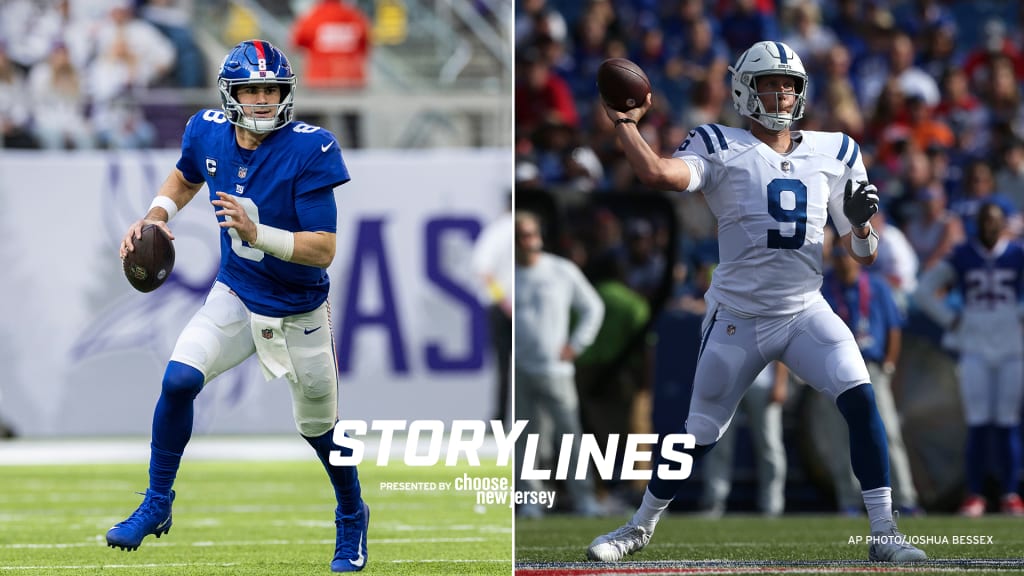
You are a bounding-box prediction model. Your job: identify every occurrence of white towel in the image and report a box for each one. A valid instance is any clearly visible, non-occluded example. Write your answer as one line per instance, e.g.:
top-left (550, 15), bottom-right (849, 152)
top-left (250, 313), bottom-right (295, 382)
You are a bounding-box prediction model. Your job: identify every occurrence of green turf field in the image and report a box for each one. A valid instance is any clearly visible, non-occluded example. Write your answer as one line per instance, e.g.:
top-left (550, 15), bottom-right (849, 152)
top-left (0, 459), bottom-right (513, 575)
top-left (516, 513), bottom-right (1024, 575)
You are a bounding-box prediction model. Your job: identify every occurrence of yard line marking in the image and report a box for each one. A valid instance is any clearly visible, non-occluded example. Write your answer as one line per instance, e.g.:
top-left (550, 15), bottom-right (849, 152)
top-left (389, 559), bottom-right (510, 563)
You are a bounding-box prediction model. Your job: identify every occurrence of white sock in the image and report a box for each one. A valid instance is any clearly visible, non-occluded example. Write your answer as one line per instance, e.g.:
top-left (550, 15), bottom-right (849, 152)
top-left (631, 488), bottom-right (671, 533)
top-left (863, 487), bottom-right (894, 533)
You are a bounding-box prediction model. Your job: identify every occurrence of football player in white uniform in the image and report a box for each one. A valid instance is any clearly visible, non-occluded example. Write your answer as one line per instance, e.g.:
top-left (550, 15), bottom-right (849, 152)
top-left (587, 41), bottom-right (926, 563)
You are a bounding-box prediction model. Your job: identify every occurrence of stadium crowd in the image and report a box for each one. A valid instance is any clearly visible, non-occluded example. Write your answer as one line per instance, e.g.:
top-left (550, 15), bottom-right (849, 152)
top-left (0, 0), bottom-right (375, 150)
top-left (515, 0), bottom-right (1024, 516)
top-left (0, 0), bottom-right (207, 150)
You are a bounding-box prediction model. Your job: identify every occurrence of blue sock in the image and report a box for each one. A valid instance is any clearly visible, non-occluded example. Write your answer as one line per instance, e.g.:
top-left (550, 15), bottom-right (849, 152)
top-left (965, 425), bottom-right (990, 495)
top-left (304, 428), bottom-right (362, 516)
top-left (149, 361), bottom-right (204, 496)
top-left (647, 436), bottom-right (715, 500)
top-left (993, 425), bottom-right (1022, 495)
top-left (836, 384), bottom-right (890, 490)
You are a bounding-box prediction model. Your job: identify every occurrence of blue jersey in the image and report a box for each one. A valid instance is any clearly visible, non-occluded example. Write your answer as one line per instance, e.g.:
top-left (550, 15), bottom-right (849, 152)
top-left (948, 241), bottom-right (1024, 310)
top-left (822, 270), bottom-right (903, 363)
top-left (176, 109), bottom-right (350, 317)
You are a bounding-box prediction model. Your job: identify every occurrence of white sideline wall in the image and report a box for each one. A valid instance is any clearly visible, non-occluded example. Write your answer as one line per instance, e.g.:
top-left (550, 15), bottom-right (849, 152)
top-left (0, 149), bottom-right (512, 436)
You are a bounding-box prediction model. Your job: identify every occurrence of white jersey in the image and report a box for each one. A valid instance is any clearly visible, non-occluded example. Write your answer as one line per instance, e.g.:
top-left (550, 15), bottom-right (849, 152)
top-left (674, 124), bottom-right (866, 316)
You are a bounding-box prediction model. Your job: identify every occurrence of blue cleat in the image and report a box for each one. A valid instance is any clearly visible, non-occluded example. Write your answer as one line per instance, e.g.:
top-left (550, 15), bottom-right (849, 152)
top-left (331, 501), bottom-right (369, 572)
top-left (106, 489), bottom-right (175, 551)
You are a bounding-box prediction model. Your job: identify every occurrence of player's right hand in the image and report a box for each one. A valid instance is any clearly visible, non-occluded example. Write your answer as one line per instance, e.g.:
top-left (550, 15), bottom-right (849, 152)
top-left (120, 219), bottom-right (174, 259)
top-left (603, 92), bottom-right (652, 125)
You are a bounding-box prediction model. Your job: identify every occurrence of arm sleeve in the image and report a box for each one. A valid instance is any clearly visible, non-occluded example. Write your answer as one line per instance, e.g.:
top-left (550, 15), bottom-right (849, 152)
top-left (911, 260), bottom-right (958, 328)
top-left (566, 263), bottom-right (605, 354)
top-left (672, 125), bottom-right (719, 193)
top-left (175, 115), bottom-right (204, 185)
top-left (295, 185), bottom-right (338, 233)
top-left (827, 133), bottom-right (868, 238)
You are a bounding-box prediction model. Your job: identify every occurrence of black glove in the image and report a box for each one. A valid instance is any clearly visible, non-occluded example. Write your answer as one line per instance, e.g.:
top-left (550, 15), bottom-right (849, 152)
top-left (843, 179), bottom-right (879, 228)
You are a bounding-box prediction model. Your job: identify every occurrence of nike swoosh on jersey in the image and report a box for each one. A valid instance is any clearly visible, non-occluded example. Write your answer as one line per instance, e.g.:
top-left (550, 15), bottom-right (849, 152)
top-left (349, 533), bottom-right (365, 568)
top-left (304, 326), bottom-right (322, 335)
top-left (321, 142), bottom-right (334, 152)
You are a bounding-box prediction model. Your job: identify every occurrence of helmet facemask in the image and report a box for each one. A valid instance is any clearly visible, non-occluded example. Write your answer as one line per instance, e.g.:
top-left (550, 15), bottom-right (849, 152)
top-left (218, 77), bottom-right (296, 134)
top-left (729, 41), bottom-right (809, 132)
top-left (217, 40), bottom-right (297, 134)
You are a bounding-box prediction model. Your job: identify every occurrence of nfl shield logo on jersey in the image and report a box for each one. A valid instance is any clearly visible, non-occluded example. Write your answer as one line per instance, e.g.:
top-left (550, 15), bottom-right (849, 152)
top-left (261, 328), bottom-right (273, 340)
top-left (238, 166), bottom-right (247, 178)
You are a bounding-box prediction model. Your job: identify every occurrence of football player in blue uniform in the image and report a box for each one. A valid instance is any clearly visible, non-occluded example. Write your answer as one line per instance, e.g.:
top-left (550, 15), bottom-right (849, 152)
top-left (914, 202), bottom-right (1024, 517)
top-left (110, 40), bottom-right (368, 572)
top-left (587, 41), bottom-right (926, 562)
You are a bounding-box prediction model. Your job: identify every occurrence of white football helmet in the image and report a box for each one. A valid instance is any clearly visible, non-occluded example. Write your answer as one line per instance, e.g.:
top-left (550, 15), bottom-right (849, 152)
top-left (729, 41), bottom-right (807, 132)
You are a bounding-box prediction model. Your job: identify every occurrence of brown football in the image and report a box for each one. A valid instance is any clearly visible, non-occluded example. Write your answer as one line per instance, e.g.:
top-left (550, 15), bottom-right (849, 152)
top-left (122, 224), bottom-right (175, 293)
top-left (597, 58), bottom-right (651, 112)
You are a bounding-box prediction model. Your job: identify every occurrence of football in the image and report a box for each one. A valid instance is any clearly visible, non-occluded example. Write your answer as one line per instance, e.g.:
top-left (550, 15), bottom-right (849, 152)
top-left (597, 58), bottom-right (651, 112)
top-left (122, 224), bottom-right (175, 293)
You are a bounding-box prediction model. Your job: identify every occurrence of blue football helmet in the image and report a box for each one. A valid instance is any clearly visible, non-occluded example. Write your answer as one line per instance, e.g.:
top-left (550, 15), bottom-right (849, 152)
top-left (217, 40), bottom-right (296, 133)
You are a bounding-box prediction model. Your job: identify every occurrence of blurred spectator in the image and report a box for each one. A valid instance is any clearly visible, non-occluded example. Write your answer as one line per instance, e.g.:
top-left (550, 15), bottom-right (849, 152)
top-left (821, 244), bottom-right (919, 516)
top-left (980, 55), bottom-right (1024, 155)
top-left (27, 41), bottom-right (94, 150)
top-left (516, 0), bottom-right (567, 45)
top-left (913, 202), bottom-right (1024, 517)
top-left (826, 0), bottom-right (868, 64)
top-left (876, 94), bottom-right (953, 168)
top-left (471, 197), bottom-right (514, 426)
top-left (623, 219), bottom-right (666, 302)
top-left (817, 44), bottom-right (864, 137)
top-left (934, 68), bottom-right (986, 152)
top-left (89, 1), bottom-right (175, 90)
top-left (140, 0), bottom-right (207, 87)
top-left (917, 21), bottom-right (958, 84)
top-left (995, 138), bottom-right (1024, 213)
top-left (718, 0), bottom-right (778, 60)
top-left (865, 79), bottom-right (907, 164)
top-left (291, 0), bottom-right (371, 147)
top-left (700, 362), bottom-right (788, 518)
top-left (575, 253), bottom-right (651, 505)
top-left (962, 19), bottom-right (1024, 90)
top-left (0, 42), bottom-right (35, 148)
top-left (291, 0), bottom-right (371, 89)
top-left (0, 0), bottom-right (68, 71)
top-left (516, 47), bottom-right (578, 139)
top-left (781, 1), bottom-right (837, 72)
top-left (515, 211), bottom-right (606, 517)
top-left (950, 159), bottom-right (1020, 239)
top-left (531, 121), bottom-right (603, 193)
top-left (850, 7), bottom-right (895, 110)
top-left (870, 211), bottom-right (918, 313)
top-left (879, 33), bottom-right (941, 107)
top-left (904, 183), bottom-right (964, 272)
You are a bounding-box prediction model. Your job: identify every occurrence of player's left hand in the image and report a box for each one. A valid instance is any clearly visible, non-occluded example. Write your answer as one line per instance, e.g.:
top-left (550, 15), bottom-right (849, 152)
top-left (843, 179), bottom-right (879, 228)
top-left (212, 191), bottom-right (257, 243)
top-left (602, 92), bottom-right (652, 125)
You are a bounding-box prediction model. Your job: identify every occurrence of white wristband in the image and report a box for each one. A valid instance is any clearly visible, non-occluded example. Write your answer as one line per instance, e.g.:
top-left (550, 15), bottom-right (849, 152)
top-left (850, 224), bottom-right (879, 258)
top-left (149, 195), bottom-right (178, 221)
top-left (253, 224), bottom-right (295, 261)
